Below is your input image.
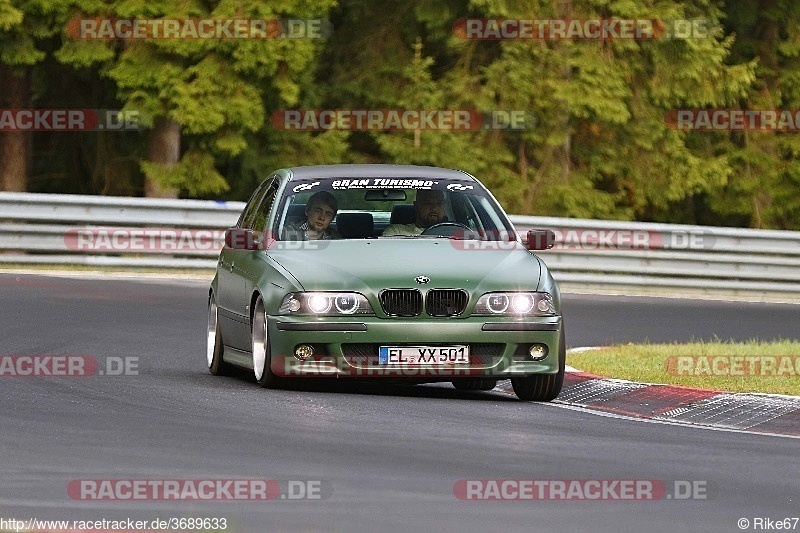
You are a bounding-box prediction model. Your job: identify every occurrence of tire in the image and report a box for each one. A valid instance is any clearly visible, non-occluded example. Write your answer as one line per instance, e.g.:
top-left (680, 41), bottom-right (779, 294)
top-left (207, 293), bottom-right (230, 375)
top-left (251, 295), bottom-right (284, 388)
top-left (511, 323), bottom-right (566, 402)
top-left (452, 378), bottom-right (498, 391)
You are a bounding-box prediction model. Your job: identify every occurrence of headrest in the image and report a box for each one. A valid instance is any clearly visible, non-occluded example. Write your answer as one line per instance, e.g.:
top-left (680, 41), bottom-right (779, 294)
top-left (390, 204), bottom-right (416, 225)
top-left (285, 203), bottom-right (306, 223)
top-left (336, 212), bottom-right (374, 239)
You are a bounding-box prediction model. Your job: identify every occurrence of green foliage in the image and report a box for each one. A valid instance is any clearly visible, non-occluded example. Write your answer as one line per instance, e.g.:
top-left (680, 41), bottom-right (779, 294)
top-left (2, 0), bottom-right (800, 229)
top-left (52, 0), bottom-right (336, 196)
top-left (141, 149), bottom-right (228, 196)
top-left (0, 0), bottom-right (71, 65)
top-left (0, 1), bottom-right (24, 31)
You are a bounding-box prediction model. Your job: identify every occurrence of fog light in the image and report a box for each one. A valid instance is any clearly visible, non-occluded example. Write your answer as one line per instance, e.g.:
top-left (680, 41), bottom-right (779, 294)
top-left (295, 344), bottom-right (314, 361)
top-left (528, 344), bottom-right (548, 360)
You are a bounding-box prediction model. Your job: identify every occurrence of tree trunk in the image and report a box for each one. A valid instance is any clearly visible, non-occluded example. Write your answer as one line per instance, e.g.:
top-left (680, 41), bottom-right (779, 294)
top-left (144, 116), bottom-right (180, 198)
top-left (555, 0), bottom-right (572, 185)
top-left (0, 65), bottom-right (30, 192)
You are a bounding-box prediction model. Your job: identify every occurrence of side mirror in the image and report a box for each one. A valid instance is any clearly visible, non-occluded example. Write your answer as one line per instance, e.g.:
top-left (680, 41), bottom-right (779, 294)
top-left (224, 228), bottom-right (263, 250)
top-left (525, 229), bottom-right (556, 251)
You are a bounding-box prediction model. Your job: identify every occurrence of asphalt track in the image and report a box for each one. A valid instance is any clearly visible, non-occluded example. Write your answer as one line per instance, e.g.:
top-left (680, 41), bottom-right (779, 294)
top-left (1, 273), bottom-right (798, 533)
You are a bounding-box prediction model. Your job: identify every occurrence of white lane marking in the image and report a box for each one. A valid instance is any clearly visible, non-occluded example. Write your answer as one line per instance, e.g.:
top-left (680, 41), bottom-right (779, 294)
top-left (567, 346), bottom-right (603, 354)
top-left (566, 346), bottom-right (601, 372)
top-left (561, 288), bottom-right (800, 305)
top-left (547, 401), bottom-right (800, 441)
top-left (496, 381), bottom-right (800, 440)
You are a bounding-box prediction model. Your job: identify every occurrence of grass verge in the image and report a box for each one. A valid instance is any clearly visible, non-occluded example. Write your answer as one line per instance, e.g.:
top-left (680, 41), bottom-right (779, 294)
top-left (567, 340), bottom-right (800, 395)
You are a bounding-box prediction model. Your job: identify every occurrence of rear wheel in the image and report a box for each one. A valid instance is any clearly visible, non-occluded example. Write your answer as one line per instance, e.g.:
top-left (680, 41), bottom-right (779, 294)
top-left (251, 295), bottom-right (284, 388)
top-left (207, 293), bottom-right (230, 375)
top-left (511, 324), bottom-right (566, 401)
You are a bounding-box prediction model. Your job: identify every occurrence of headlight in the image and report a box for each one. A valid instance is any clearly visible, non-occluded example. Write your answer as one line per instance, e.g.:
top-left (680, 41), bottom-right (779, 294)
top-left (474, 292), bottom-right (555, 316)
top-left (279, 292), bottom-right (374, 315)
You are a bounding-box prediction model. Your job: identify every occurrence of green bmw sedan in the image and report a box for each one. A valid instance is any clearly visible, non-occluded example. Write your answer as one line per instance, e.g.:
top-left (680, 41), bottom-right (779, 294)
top-left (207, 164), bottom-right (565, 401)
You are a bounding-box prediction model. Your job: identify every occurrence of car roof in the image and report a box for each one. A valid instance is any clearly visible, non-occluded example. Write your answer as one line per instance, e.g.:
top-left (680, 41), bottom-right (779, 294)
top-left (283, 164), bottom-right (476, 181)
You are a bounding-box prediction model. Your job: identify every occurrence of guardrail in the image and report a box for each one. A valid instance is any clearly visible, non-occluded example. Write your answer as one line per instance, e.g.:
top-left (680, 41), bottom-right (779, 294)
top-left (512, 216), bottom-right (800, 297)
top-left (2, 192), bottom-right (800, 297)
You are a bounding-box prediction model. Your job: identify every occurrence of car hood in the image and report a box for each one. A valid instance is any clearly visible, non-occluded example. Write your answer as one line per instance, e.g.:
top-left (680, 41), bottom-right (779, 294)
top-left (267, 239), bottom-right (541, 294)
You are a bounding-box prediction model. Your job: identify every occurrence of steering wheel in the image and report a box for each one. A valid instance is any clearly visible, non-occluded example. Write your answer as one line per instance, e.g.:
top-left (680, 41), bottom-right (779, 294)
top-left (420, 222), bottom-right (472, 237)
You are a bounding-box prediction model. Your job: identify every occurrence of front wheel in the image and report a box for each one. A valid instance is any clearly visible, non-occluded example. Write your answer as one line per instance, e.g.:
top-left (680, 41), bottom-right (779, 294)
top-left (251, 295), bottom-right (284, 388)
top-left (207, 293), bottom-right (230, 376)
top-left (511, 324), bottom-right (566, 401)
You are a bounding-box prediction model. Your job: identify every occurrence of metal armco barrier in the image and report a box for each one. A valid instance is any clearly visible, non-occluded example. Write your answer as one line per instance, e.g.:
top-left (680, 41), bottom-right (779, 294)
top-left (2, 192), bottom-right (800, 297)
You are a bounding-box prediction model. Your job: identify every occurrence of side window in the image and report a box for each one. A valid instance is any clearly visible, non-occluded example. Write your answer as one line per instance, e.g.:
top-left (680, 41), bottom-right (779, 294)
top-left (238, 182), bottom-right (269, 229)
top-left (468, 194), bottom-right (513, 235)
top-left (239, 176), bottom-right (278, 228)
top-left (249, 180), bottom-right (279, 232)
top-left (450, 192), bottom-right (473, 228)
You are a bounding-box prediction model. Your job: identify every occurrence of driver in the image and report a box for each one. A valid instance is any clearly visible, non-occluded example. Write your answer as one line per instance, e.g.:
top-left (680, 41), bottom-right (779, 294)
top-left (382, 189), bottom-right (446, 236)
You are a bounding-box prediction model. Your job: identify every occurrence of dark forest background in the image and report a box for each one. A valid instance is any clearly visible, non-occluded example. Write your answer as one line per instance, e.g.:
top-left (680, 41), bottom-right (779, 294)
top-left (2, 0), bottom-right (800, 229)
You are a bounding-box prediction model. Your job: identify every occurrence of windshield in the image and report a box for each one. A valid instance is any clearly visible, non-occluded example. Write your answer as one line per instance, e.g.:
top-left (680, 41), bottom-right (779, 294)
top-left (272, 177), bottom-right (516, 241)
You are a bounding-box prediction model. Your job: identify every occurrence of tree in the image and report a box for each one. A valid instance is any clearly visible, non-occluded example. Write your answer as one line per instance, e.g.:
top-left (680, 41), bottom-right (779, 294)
top-left (0, 0), bottom-right (71, 191)
top-left (710, 0), bottom-right (800, 229)
top-left (56, 0), bottom-right (336, 197)
top-left (316, 0), bottom-right (757, 221)
top-left (465, 0), bottom-right (755, 220)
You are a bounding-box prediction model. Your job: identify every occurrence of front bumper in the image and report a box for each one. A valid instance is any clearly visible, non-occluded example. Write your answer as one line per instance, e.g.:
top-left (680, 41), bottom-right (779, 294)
top-left (267, 315), bottom-right (562, 380)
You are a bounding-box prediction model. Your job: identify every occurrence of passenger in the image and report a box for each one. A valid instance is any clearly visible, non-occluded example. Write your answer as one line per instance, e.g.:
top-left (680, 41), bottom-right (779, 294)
top-left (283, 191), bottom-right (341, 240)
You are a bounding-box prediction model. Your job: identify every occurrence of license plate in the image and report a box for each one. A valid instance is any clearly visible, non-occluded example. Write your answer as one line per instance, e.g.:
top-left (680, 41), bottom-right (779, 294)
top-left (378, 345), bottom-right (470, 365)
